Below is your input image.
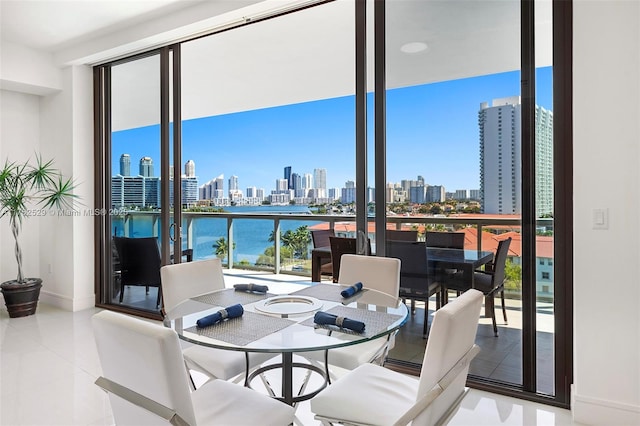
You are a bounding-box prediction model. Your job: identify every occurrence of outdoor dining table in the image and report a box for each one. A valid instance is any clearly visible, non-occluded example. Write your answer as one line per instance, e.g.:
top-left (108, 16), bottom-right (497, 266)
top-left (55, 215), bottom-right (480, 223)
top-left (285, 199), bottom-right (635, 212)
top-left (312, 244), bottom-right (493, 288)
top-left (168, 281), bottom-right (408, 406)
top-left (426, 247), bottom-right (495, 310)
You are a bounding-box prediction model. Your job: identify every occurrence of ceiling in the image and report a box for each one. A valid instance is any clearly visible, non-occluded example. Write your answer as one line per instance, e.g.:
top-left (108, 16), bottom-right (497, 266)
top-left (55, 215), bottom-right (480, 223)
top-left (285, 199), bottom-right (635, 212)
top-left (1, 0), bottom-right (552, 130)
top-left (0, 0), bottom-right (207, 52)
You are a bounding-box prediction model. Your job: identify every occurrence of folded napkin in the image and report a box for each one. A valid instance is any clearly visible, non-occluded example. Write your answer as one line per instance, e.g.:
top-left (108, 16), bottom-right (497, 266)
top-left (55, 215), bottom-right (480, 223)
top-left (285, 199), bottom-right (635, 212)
top-left (196, 304), bottom-right (244, 328)
top-left (340, 282), bottom-right (363, 298)
top-left (233, 283), bottom-right (269, 293)
top-left (314, 311), bottom-right (365, 333)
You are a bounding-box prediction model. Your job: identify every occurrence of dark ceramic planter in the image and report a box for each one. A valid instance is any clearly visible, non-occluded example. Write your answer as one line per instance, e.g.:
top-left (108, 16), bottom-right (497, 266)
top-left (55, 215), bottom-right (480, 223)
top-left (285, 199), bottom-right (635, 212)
top-left (0, 278), bottom-right (42, 318)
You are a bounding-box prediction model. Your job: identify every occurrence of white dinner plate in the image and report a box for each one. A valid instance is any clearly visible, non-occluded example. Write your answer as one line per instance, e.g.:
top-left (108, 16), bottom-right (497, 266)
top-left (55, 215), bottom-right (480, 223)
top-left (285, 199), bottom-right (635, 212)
top-left (254, 295), bottom-right (323, 316)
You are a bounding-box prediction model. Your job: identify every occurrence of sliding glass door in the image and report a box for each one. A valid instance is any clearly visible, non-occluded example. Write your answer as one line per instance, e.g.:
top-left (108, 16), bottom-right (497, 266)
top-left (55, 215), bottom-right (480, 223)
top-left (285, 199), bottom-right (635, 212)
top-left (94, 0), bottom-right (571, 406)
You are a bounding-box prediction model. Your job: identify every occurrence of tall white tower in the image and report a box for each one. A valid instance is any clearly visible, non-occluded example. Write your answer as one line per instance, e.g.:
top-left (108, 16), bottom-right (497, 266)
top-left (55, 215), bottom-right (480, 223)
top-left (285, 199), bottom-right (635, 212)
top-left (314, 168), bottom-right (327, 198)
top-left (185, 160), bottom-right (195, 177)
top-left (479, 96), bottom-right (553, 216)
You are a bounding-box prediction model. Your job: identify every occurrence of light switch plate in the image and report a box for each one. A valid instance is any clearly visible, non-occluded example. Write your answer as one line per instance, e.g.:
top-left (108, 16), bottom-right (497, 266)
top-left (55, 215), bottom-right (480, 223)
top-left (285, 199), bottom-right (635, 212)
top-left (592, 208), bottom-right (609, 230)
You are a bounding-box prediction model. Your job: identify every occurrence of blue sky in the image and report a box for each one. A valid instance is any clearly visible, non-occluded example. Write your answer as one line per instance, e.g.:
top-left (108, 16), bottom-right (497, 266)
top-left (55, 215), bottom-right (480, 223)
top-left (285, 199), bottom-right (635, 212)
top-left (113, 67), bottom-right (552, 193)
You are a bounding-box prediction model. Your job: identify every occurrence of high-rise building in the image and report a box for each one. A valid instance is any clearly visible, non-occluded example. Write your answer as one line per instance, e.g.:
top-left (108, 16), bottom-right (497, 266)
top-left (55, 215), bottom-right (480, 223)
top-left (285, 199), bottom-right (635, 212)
top-left (139, 156), bottom-right (153, 177)
top-left (276, 178), bottom-right (288, 192)
top-left (112, 175), bottom-right (160, 208)
top-left (314, 168), bottom-right (327, 190)
top-left (479, 96), bottom-right (553, 216)
top-left (119, 154), bottom-right (131, 176)
top-left (341, 180), bottom-right (356, 204)
top-left (302, 173), bottom-right (313, 190)
top-left (185, 160), bottom-right (195, 177)
top-left (314, 168), bottom-right (327, 198)
top-left (284, 166), bottom-right (292, 189)
top-left (410, 184), bottom-right (426, 203)
top-left (229, 175), bottom-right (239, 190)
top-left (426, 185), bottom-right (445, 203)
top-left (454, 189), bottom-right (470, 200)
top-left (291, 173), bottom-right (301, 191)
top-left (198, 174), bottom-right (225, 200)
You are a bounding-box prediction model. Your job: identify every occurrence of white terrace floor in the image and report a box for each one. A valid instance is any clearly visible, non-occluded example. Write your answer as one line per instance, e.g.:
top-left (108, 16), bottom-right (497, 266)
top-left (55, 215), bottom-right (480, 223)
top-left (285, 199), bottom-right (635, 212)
top-left (0, 270), bottom-right (579, 425)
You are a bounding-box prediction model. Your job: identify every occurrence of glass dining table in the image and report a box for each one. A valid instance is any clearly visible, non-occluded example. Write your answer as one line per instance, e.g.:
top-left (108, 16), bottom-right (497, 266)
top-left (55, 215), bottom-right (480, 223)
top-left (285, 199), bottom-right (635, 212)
top-left (168, 282), bottom-right (409, 405)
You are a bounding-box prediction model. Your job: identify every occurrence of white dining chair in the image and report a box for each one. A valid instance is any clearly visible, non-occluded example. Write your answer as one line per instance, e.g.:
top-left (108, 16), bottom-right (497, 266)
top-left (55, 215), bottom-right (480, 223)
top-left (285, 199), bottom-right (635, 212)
top-left (92, 310), bottom-right (294, 425)
top-left (310, 289), bottom-right (483, 426)
top-left (301, 254), bottom-right (402, 373)
top-left (160, 258), bottom-right (275, 385)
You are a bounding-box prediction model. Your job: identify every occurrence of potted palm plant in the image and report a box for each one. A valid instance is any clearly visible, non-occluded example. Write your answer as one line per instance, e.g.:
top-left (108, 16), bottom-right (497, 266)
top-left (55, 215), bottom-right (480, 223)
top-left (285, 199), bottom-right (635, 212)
top-left (0, 155), bottom-right (77, 317)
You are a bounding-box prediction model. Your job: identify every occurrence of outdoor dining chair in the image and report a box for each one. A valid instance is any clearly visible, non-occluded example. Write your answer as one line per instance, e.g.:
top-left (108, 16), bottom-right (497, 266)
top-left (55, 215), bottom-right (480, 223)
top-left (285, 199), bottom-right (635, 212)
top-left (448, 237), bottom-right (512, 336)
top-left (387, 240), bottom-right (442, 338)
top-left (312, 229), bottom-right (335, 280)
top-left (92, 310), bottom-right (294, 425)
top-left (113, 236), bottom-right (162, 308)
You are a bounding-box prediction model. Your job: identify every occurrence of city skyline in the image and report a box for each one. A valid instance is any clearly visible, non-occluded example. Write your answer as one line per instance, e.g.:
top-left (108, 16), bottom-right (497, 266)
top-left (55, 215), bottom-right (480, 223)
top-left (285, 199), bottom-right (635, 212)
top-left (111, 67), bottom-right (553, 193)
top-left (113, 154), bottom-right (479, 199)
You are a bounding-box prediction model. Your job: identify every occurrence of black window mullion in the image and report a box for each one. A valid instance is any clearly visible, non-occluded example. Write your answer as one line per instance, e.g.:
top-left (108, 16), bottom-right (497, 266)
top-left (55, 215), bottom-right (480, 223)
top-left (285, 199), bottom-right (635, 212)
top-left (160, 47), bottom-right (171, 267)
top-left (521, 0), bottom-right (537, 393)
top-left (355, 0), bottom-right (368, 253)
top-left (172, 44), bottom-right (182, 264)
top-left (374, 0), bottom-right (387, 257)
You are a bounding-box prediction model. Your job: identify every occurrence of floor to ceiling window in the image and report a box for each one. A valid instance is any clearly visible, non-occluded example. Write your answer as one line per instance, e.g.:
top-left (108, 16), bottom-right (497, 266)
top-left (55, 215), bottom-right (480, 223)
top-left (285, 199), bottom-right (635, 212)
top-left (94, 0), bottom-right (571, 406)
top-left (179, 1), bottom-right (356, 271)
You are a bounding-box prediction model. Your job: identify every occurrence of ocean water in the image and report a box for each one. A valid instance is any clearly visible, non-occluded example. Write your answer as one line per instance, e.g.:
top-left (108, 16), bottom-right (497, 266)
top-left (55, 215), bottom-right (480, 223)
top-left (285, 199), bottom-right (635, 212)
top-left (112, 205), bottom-right (321, 263)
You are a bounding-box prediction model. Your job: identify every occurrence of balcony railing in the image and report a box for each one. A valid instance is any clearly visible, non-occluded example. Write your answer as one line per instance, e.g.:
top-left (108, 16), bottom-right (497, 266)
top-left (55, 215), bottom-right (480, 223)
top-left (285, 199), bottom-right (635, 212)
top-left (113, 210), bottom-right (545, 272)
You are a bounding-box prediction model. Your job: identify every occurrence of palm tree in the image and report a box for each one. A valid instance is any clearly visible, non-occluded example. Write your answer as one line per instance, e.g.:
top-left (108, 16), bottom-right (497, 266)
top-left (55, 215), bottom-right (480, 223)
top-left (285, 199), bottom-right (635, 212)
top-left (212, 236), bottom-right (235, 259)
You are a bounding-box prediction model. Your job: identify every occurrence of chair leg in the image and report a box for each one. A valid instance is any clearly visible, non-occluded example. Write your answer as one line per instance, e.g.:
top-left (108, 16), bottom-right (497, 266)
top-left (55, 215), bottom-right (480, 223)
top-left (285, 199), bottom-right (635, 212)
top-left (501, 289), bottom-right (508, 323)
top-left (119, 283), bottom-right (125, 302)
top-left (488, 295), bottom-right (498, 337)
top-left (423, 308), bottom-right (428, 339)
top-left (411, 299), bottom-right (416, 315)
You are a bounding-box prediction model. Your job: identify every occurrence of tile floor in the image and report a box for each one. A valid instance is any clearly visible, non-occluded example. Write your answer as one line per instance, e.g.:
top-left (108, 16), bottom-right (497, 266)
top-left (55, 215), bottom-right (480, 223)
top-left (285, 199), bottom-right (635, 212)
top-left (1, 273), bottom-right (581, 425)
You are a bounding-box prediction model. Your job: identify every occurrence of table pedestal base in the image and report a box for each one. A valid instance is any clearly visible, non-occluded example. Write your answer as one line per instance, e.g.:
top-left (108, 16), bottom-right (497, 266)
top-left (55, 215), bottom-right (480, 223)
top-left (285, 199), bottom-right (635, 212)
top-left (246, 353), bottom-right (328, 406)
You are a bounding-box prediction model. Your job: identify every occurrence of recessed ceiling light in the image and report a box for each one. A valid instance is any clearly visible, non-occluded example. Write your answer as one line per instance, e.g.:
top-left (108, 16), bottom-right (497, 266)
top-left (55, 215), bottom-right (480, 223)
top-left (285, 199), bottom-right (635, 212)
top-left (400, 41), bottom-right (428, 54)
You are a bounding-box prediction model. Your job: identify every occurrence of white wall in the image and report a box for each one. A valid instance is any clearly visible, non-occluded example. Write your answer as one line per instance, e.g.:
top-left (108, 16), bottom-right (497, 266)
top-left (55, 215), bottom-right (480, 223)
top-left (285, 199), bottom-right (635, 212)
top-left (0, 90), bottom-right (43, 284)
top-left (572, 1), bottom-right (640, 424)
top-left (0, 41), bottom-right (62, 95)
top-left (0, 45), bottom-right (94, 311)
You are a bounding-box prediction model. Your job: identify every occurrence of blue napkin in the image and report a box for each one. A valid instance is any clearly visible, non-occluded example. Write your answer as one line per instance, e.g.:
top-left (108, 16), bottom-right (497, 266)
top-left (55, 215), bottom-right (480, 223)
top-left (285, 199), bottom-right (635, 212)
top-left (340, 282), bottom-right (363, 298)
top-left (196, 304), bottom-right (244, 328)
top-left (314, 311), bottom-right (365, 333)
top-left (233, 283), bottom-right (269, 293)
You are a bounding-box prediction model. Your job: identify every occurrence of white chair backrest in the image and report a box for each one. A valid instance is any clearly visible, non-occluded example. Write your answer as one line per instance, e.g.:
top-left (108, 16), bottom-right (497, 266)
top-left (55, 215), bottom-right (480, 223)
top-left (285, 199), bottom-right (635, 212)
top-left (337, 254), bottom-right (401, 298)
top-left (416, 289), bottom-right (483, 424)
top-left (161, 258), bottom-right (225, 317)
top-left (92, 310), bottom-right (196, 425)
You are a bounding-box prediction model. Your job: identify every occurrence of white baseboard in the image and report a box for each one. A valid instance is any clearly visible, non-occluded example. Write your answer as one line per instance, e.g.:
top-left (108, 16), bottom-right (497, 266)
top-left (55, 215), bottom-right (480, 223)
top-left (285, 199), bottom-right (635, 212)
top-left (40, 290), bottom-right (95, 312)
top-left (572, 384), bottom-right (640, 425)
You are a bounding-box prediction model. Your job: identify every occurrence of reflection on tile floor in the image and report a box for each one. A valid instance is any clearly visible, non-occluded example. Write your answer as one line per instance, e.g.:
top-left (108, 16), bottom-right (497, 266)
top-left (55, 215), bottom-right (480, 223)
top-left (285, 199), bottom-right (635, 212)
top-left (1, 270), bottom-right (576, 425)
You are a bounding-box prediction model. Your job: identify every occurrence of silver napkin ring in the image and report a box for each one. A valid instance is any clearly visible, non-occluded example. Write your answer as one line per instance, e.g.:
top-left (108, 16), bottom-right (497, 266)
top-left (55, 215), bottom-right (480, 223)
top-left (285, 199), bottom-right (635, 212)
top-left (248, 283), bottom-right (254, 291)
top-left (219, 308), bottom-right (229, 319)
top-left (335, 316), bottom-right (345, 328)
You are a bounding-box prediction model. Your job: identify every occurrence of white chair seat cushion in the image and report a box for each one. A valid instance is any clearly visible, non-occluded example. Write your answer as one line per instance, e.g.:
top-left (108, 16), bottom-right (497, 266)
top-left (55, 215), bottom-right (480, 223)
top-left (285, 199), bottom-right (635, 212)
top-left (311, 363), bottom-right (418, 425)
top-left (301, 336), bottom-right (390, 371)
top-left (193, 379), bottom-right (294, 425)
top-left (183, 345), bottom-right (274, 380)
